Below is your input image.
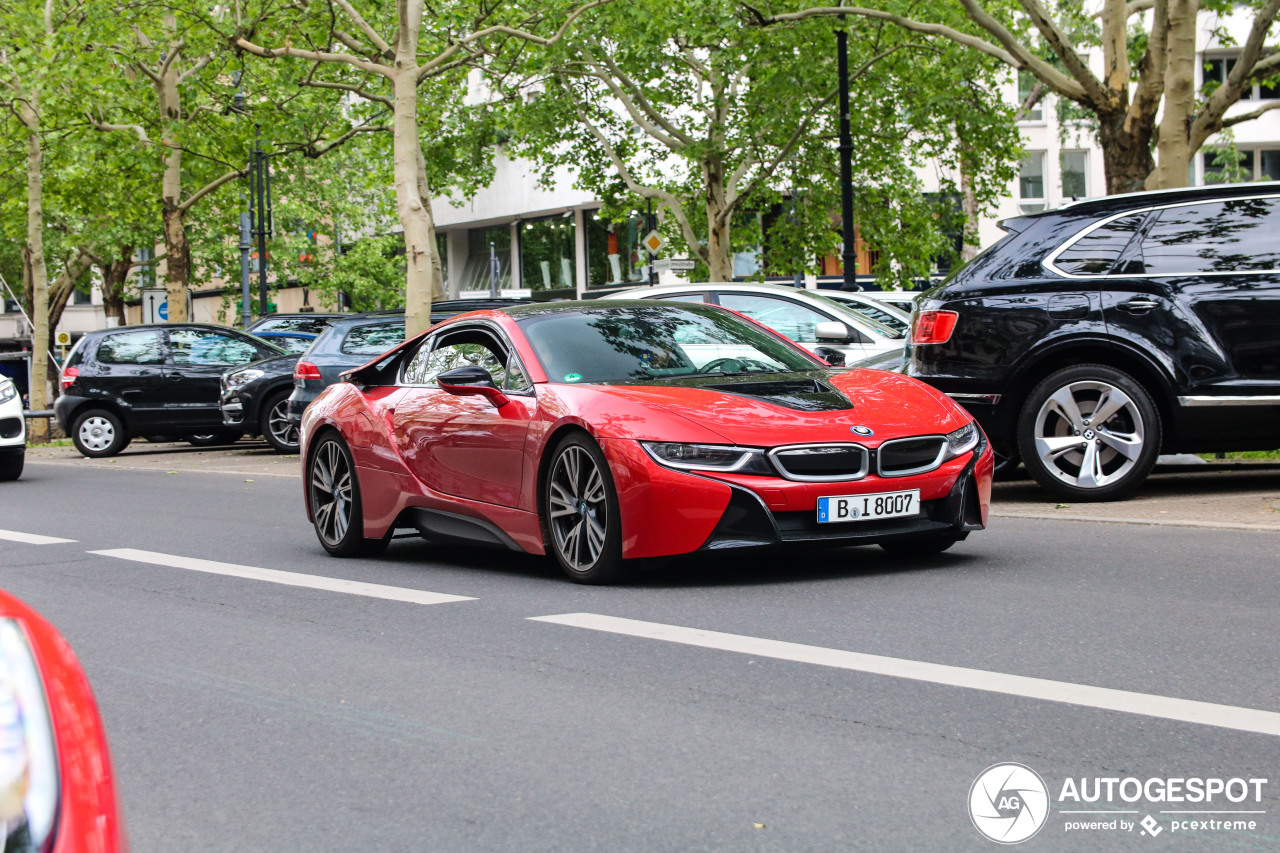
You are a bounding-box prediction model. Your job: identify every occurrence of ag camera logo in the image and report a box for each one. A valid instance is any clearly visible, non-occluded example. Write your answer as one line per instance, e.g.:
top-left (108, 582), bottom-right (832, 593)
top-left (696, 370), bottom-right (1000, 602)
top-left (969, 763), bottom-right (1050, 844)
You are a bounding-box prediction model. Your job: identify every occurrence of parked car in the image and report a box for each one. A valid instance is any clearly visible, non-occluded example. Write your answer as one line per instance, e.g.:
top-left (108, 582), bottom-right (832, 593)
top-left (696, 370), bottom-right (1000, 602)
top-left (910, 181), bottom-right (1280, 501)
top-left (0, 590), bottom-right (127, 852)
top-left (0, 374), bottom-right (24, 480)
top-left (245, 312), bottom-right (345, 336)
top-left (55, 323), bottom-right (285, 458)
top-left (300, 301), bottom-right (992, 583)
top-left (820, 290), bottom-right (914, 334)
top-left (287, 299), bottom-right (532, 429)
top-left (850, 290), bottom-right (921, 315)
top-left (599, 282), bottom-right (904, 366)
top-left (221, 350), bottom-right (307, 453)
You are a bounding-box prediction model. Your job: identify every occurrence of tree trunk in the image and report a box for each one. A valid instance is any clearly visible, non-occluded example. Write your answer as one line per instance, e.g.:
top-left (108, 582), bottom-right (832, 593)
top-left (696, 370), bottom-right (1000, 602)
top-left (99, 246), bottom-right (133, 324)
top-left (704, 156), bottom-right (733, 281)
top-left (159, 57), bottom-right (190, 322)
top-left (21, 96), bottom-right (49, 438)
top-left (393, 68), bottom-right (439, 338)
top-left (1099, 111), bottom-right (1156, 194)
top-left (957, 125), bottom-right (981, 262)
top-left (1150, 0), bottom-right (1199, 189)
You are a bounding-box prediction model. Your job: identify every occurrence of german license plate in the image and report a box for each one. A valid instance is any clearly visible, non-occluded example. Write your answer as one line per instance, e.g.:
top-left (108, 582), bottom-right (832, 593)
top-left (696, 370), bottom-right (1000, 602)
top-left (817, 489), bottom-right (920, 523)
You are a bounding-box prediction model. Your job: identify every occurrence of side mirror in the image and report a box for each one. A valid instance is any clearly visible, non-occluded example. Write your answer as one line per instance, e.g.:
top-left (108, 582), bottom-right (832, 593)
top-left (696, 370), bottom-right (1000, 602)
top-left (816, 321), bottom-right (853, 343)
top-left (813, 346), bottom-right (846, 367)
top-left (437, 365), bottom-right (509, 407)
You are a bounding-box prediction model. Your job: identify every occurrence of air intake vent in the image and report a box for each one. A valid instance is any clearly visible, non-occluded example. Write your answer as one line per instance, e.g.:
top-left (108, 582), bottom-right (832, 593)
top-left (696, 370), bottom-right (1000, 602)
top-left (769, 444), bottom-right (868, 481)
top-left (877, 436), bottom-right (947, 477)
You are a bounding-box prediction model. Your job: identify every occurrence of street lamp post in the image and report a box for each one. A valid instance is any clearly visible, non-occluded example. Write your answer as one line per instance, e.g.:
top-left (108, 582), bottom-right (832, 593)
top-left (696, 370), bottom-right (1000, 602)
top-left (837, 15), bottom-right (859, 291)
top-left (249, 125), bottom-right (274, 315)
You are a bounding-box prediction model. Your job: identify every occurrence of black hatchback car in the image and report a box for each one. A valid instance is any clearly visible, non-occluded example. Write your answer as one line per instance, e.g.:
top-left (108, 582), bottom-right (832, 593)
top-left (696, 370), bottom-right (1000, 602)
top-left (910, 181), bottom-right (1280, 501)
top-left (56, 324), bottom-right (285, 457)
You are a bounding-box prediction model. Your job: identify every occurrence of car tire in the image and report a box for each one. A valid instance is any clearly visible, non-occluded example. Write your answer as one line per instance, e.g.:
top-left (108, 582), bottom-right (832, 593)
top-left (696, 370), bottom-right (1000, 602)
top-left (187, 430), bottom-right (240, 448)
top-left (1017, 364), bottom-right (1161, 502)
top-left (72, 409), bottom-right (130, 458)
top-left (0, 453), bottom-right (23, 481)
top-left (260, 389), bottom-right (300, 454)
top-left (307, 432), bottom-right (388, 557)
top-left (542, 432), bottom-right (628, 584)
top-left (143, 435), bottom-right (176, 444)
top-left (879, 533), bottom-right (962, 557)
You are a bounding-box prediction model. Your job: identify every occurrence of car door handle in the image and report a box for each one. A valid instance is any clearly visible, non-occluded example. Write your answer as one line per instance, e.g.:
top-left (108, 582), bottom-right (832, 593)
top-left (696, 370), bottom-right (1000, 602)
top-left (165, 371), bottom-right (184, 380)
top-left (1117, 298), bottom-right (1159, 313)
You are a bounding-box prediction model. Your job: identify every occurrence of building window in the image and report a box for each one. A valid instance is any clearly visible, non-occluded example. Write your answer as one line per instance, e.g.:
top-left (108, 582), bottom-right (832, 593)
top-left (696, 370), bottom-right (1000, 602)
top-left (1017, 70), bottom-right (1044, 121)
top-left (1018, 152), bottom-right (1047, 213)
top-left (72, 288), bottom-right (92, 305)
top-left (519, 215), bottom-right (576, 292)
top-left (1061, 151), bottom-right (1088, 199)
top-left (457, 225), bottom-right (511, 292)
top-left (1202, 147), bottom-right (1280, 183)
top-left (586, 210), bottom-right (650, 288)
top-left (1203, 53), bottom-right (1277, 100)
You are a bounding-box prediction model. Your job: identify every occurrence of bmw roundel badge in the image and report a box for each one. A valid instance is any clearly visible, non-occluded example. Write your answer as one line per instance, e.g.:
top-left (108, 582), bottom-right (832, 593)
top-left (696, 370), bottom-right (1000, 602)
top-left (850, 426), bottom-right (874, 436)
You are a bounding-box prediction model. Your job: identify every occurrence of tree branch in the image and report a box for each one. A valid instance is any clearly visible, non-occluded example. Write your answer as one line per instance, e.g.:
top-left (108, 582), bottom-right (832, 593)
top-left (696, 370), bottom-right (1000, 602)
top-left (299, 63), bottom-right (393, 106)
top-left (235, 36), bottom-right (392, 78)
top-left (1221, 99), bottom-right (1280, 128)
top-left (1192, 0), bottom-right (1280, 149)
top-left (87, 111), bottom-right (154, 143)
top-left (177, 55), bottom-right (213, 85)
top-left (594, 47), bottom-right (695, 147)
top-left (159, 39), bottom-right (187, 79)
top-left (1093, 0), bottom-right (1155, 18)
top-left (331, 0), bottom-right (394, 58)
top-left (178, 167), bottom-right (246, 213)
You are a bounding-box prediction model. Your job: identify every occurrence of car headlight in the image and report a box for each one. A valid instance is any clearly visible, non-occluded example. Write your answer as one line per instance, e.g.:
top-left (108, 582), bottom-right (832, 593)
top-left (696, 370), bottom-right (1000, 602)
top-left (641, 442), bottom-right (774, 475)
top-left (0, 619), bottom-right (59, 848)
top-left (223, 368), bottom-right (264, 391)
top-left (943, 421), bottom-right (980, 460)
top-left (0, 382), bottom-right (15, 405)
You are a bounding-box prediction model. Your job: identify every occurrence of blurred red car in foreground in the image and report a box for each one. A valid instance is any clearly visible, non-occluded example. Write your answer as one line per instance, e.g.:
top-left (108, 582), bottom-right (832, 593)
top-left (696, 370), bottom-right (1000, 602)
top-left (0, 590), bottom-right (125, 852)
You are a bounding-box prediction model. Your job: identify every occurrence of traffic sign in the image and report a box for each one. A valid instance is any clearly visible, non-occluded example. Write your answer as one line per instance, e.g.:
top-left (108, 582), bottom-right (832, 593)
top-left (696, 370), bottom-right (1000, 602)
top-left (642, 230), bottom-right (665, 254)
top-left (56, 332), bottom-right (70, 345)
top-left (667, 259), bottom-right (696, 271)
top-left (158, 301), bottom-right (168, 321)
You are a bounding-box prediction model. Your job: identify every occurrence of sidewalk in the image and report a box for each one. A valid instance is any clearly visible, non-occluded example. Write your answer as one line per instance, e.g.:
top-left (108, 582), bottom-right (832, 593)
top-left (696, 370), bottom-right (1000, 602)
top-left (27, 441), bottom-right (1280, 532)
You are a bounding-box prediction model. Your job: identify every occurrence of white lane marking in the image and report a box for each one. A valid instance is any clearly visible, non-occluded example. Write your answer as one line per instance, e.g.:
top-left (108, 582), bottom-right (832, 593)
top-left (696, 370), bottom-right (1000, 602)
top-left (90, 548), bottom-right (475, 606)
top-left (530, 613), bottom-right (1280, 738)
top-left (0, 529), bottom-right (77, 545)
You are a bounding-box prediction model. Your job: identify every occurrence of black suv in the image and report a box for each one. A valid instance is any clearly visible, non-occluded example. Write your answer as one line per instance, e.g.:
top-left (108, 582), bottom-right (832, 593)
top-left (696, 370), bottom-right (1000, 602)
top-left (56, 324), bottom-right (285, 457)
top-left (910, 181), bottom-right (1280, 501)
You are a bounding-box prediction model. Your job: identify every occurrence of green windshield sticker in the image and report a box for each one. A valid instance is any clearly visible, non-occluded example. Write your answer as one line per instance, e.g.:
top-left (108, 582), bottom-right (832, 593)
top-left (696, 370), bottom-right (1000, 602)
top-left (564, 373), bottom-right (582, 382)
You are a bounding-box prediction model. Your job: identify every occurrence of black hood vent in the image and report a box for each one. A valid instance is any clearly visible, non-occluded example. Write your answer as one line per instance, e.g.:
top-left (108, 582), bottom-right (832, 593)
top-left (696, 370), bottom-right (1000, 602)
top-left (699, 377), bottom-right (852, 412)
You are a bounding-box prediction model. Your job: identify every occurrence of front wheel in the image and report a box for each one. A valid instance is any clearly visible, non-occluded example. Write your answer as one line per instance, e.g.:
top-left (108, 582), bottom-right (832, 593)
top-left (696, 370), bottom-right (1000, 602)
top-left (543, 433), bottom-right (627, 584)
top-left (307, 432), bottom-right (387, 557)
top-left (260, 389), bottom-right (300, 454)
top-left (1017, 364), bottom-right (1161, 502)
top-left (0, 453), bottom-right (23, 482)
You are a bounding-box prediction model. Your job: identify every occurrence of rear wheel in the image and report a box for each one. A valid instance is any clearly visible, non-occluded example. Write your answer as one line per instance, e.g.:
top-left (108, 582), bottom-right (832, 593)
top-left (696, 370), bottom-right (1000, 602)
top-left (72, 409), bottom-right (130, 458)
top-left (543, 433), bottom-right (627, 584)
top-left (260, 389), bottom-right (300, 454)
top-left (187, 430), bottom-right (240, 447)
top-left (307, 432), bottom-right (388, 557)
top-left (1017, 364), bottom-right (1160, 502)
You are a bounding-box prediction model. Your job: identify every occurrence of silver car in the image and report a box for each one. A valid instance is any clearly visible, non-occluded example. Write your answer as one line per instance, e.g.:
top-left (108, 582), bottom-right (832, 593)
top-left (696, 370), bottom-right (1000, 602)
top-left (599, 282), bottom-right (904, 366)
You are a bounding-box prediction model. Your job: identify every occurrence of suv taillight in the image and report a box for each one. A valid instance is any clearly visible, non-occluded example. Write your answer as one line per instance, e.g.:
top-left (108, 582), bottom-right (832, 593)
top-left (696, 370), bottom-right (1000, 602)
top-left (911, 311), bottom-right (959, 345)
top-left (294, 361), bottom-right (322, 383)
top-left (60, 366), bottom-right (79, 390)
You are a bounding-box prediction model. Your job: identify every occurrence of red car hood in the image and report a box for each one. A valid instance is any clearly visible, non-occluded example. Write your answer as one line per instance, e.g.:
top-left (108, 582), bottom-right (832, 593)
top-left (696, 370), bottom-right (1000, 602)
top-left (593, 369), bottom-right (967, 446)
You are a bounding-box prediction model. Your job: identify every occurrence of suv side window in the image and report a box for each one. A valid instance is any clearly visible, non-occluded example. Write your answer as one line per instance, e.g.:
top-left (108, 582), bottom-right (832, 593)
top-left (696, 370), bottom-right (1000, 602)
top-left (1054, 213), bottom-right (1147, 275)
top-left (341, 322), bottom-right (406, 355)
top-left (1139, 198), bottom-right (1280, 274)
top-left (168, 329), bottom-right (263, 366)
top-left (96, 330), bottom-right (164, 365)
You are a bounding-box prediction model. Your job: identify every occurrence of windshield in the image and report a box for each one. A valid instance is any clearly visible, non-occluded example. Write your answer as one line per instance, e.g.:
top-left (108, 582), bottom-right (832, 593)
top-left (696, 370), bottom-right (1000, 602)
top-left (517, 302), bottom-right (822, 384)
top-left (822, 295), bottom-right (910, 337)
top-left (804, 292), bottom-right (905, 339)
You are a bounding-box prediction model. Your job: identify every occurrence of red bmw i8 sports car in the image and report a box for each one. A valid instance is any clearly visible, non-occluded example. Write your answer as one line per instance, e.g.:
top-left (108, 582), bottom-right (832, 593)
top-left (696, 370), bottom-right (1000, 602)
top-left (300, 301), bottom-right (993, 583)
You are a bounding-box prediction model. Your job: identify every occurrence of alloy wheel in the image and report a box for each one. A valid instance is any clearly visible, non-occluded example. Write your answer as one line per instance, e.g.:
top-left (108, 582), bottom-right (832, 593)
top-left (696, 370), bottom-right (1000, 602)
top-left (1032, 380), bottom-right (1145, 489)
top-left (548, 445), bottom-right (609, 571)
top-left (267, 400), bottom-right (298, 448)
top-left (310, 439), bottom-right (353, 546)
top-left (78, 416), bottom-right (116, 453)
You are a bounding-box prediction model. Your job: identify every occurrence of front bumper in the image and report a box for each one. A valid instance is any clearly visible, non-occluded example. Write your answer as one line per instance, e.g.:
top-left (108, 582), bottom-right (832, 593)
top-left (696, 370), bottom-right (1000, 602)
top-left (601, 434), bottom-right (994, 559)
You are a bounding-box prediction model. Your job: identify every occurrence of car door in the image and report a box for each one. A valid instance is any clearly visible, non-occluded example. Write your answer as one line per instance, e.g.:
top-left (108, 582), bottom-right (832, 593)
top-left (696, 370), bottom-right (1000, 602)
top-left (714, 291), bottom-right (876, 361)
top-left (164, 328), bottom-right (276, 429)
top-left (391, 325), bottom-right (534, 508)
top-left (1104, 196), bottom-right (1280, 399)
top-left (89, 330), bottom-right (168, 430)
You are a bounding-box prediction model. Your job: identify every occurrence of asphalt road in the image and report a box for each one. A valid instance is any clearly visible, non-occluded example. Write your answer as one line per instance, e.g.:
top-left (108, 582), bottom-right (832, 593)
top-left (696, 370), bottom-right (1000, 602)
top-left (2, 457), bottom-right (1279, 851)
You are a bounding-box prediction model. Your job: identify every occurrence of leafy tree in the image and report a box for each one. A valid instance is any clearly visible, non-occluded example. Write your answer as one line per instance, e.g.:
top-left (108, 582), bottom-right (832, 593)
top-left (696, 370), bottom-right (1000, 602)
top-left (753, 0), bottom-right (1280, 193)
top-left (508, 0), bottom-right (1020, 286)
